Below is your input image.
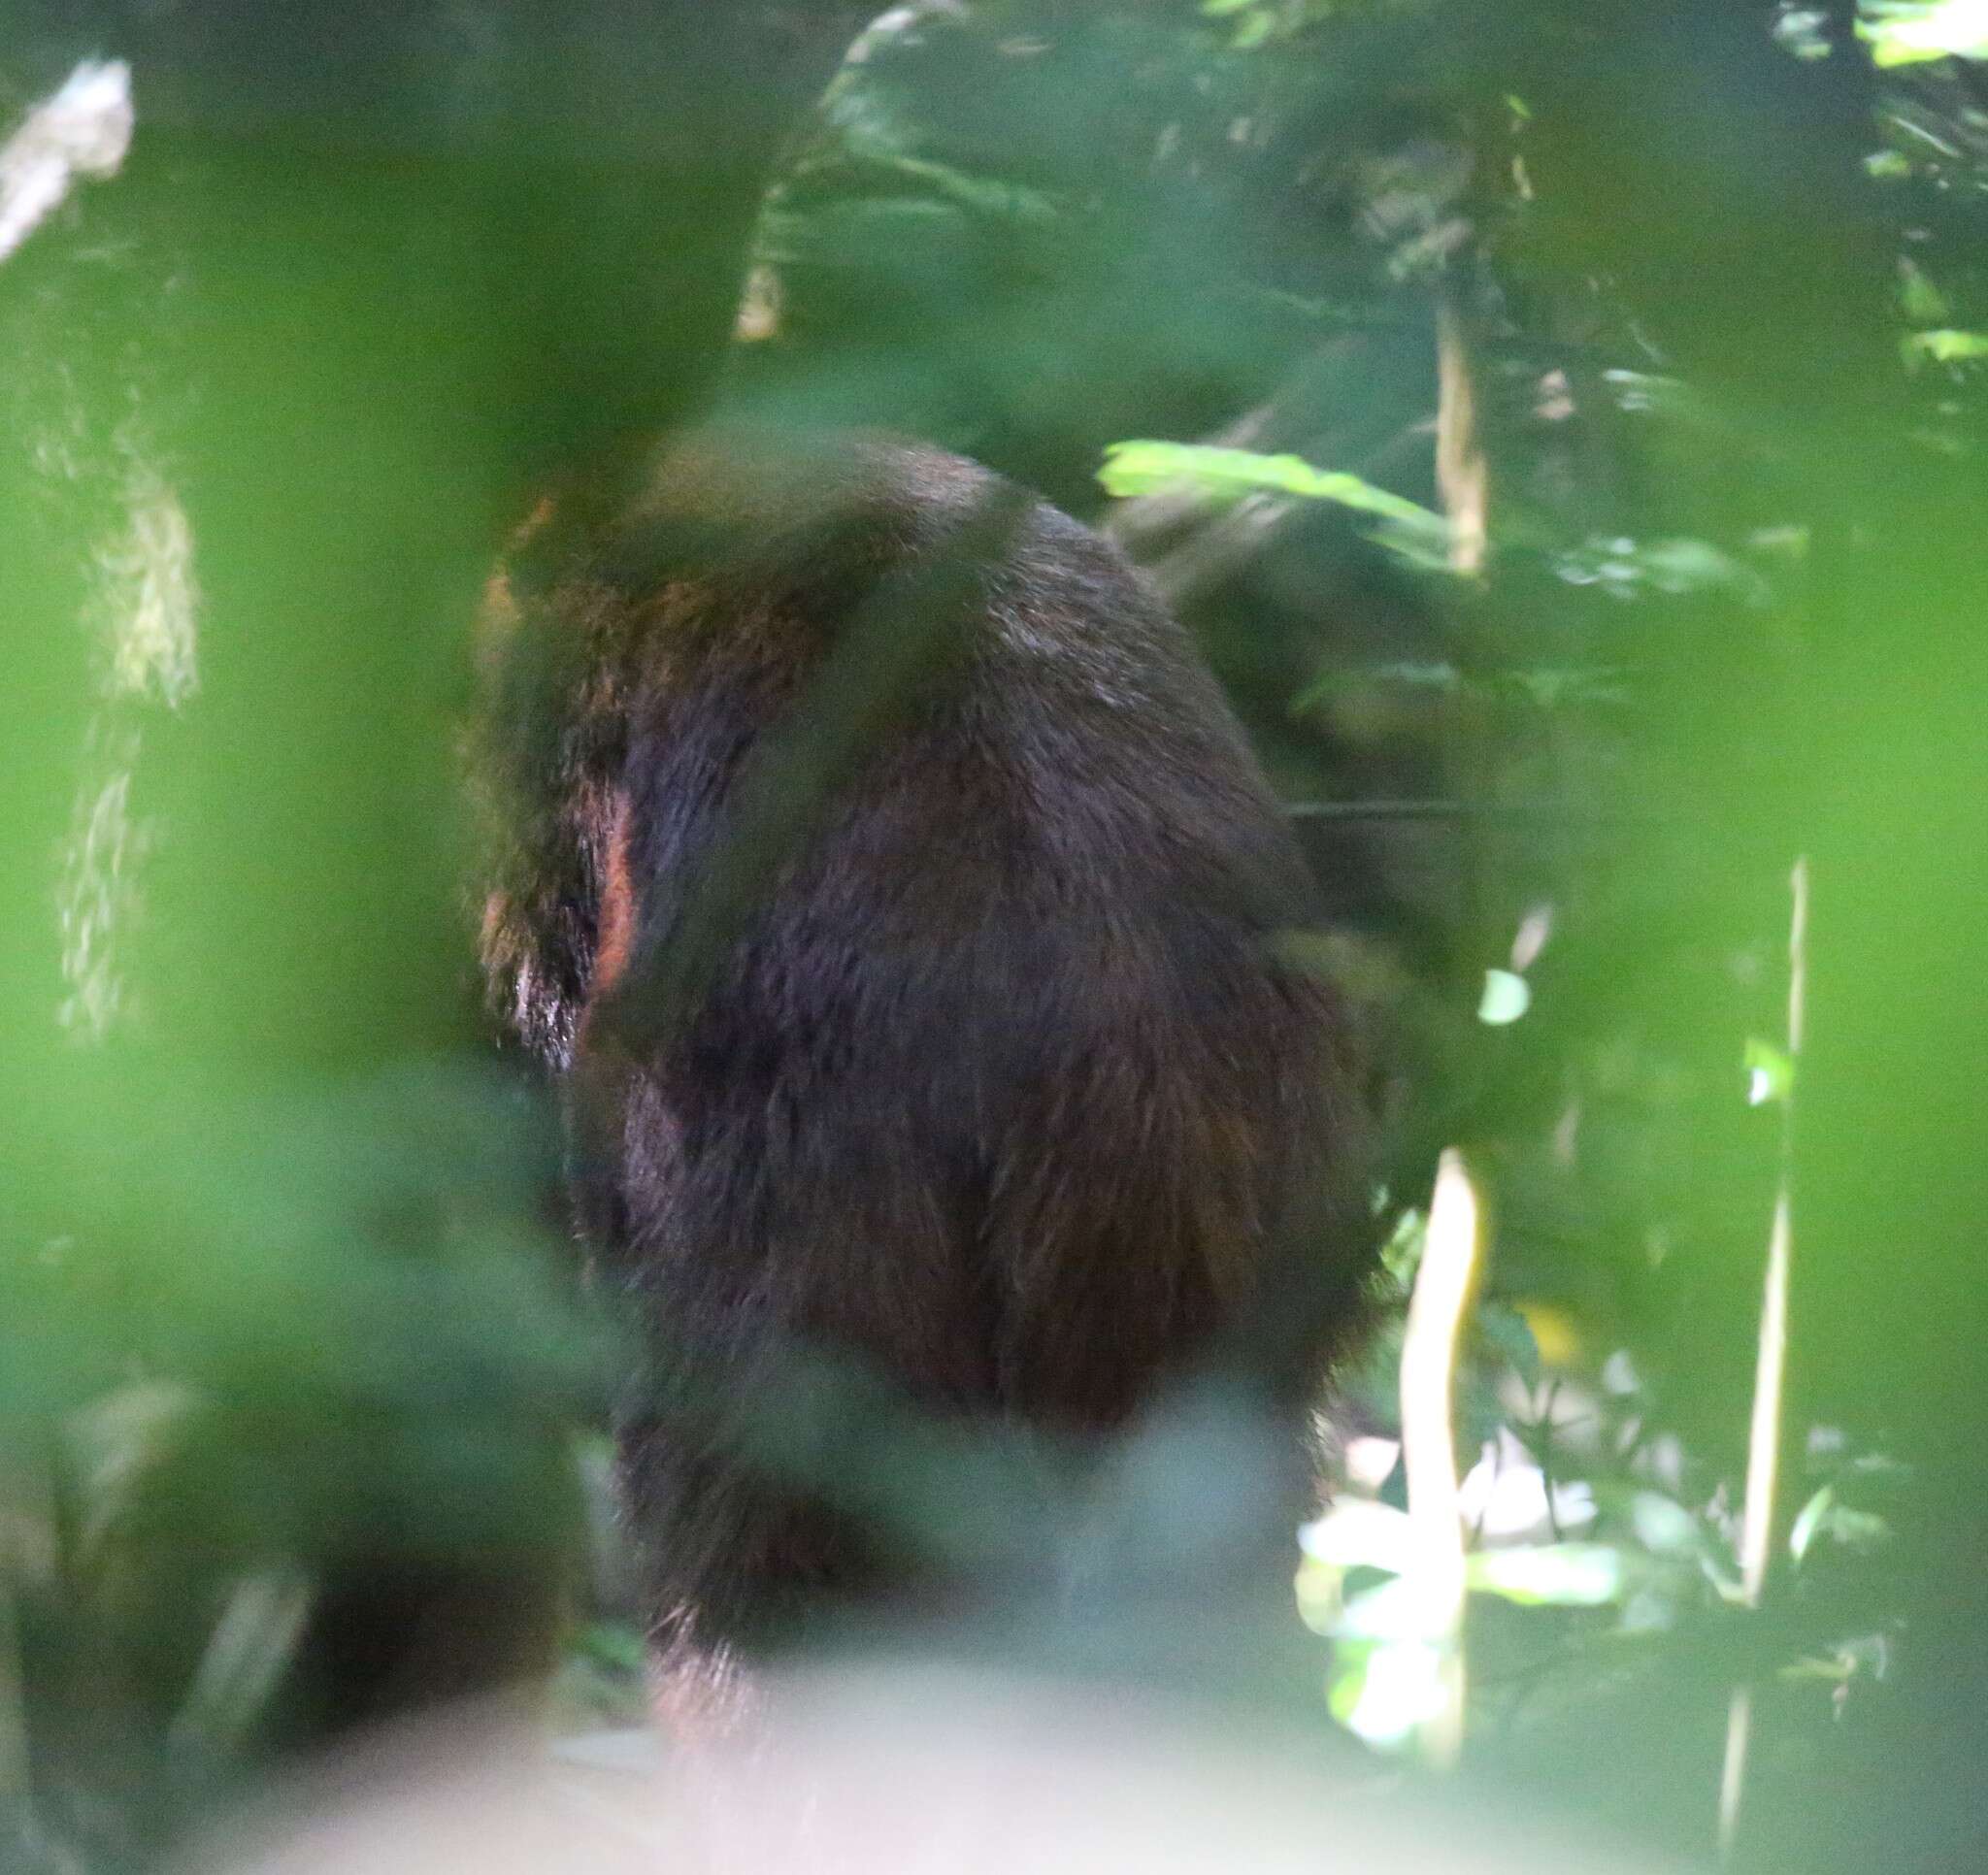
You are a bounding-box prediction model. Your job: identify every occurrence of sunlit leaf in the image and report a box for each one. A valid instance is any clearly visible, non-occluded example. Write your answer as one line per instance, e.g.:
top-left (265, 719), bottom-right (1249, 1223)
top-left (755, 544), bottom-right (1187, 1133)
top-left (1858, 0), bottom-right (1988, 66)
top-left (1630, 1491), bottom-right (1701, 1556)
top-left (1341, 1573), bottom-right (1458, 1640)
top-left (1790, 1484), bottom-right (1837, 1562)
top-left (1465, 1542), bottom-right (1626, 1606)
top-left (1299, 1497), bottom-right (1417, 1574)
top-left (1330, 1637), bottom-right (1447, 1747)
top-left (1744, 1037), bottom-right (1796, 1106)
top-left (1378, 1206), bottom-right (1426, 1293)
top-left (1792, 1485), bottom-right (1893, 1560)
top-left (1098, 443), bottom-right (1450, 556)
top-left (1903, 328), bottom-right (1988, 363)
top-left (1774, 7), bottom-right (1836, 57)
top-left (1478, 968), bottom-right (1531, 1026)
top-left (1900, 260), bottom-right (1952, 325)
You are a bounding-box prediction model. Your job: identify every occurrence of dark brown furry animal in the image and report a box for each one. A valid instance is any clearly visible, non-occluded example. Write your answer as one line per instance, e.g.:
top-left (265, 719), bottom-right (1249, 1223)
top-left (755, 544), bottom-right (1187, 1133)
top-left (472, 428), bottom-right (1372, 1669)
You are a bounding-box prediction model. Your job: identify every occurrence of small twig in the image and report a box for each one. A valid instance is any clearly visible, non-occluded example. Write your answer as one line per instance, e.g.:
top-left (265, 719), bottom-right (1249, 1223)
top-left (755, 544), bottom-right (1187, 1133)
top-left (1719, 854), bottom-right (1807, 1862)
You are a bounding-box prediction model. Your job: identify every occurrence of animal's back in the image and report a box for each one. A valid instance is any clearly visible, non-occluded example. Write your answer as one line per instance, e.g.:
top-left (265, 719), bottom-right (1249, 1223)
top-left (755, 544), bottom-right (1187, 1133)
top-left (474, 429), bottom-right (1373, 1657)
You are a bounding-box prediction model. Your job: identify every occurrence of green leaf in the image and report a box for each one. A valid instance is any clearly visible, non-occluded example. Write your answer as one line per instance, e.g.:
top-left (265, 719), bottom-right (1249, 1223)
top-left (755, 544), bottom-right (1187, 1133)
top-left (1299, 1497), bottom-right (1417, 1574)
top-left (1858, 0), bottom-right (1988, 66)
top-left (1630, 1491), bottom-right (1702, 1556)
top-left (1900, 260), bottom-right (1953, 325)
top-left (1904, 328), bottom-right (1988, 362)
top-left (1378, 1206), bottom-right (1426, 1293)
top-left (1789, 1485), bottom-right (1835, 1562)
top-left (1474, 1299), bottom-right (1543, 1388)
top-left (1341, 1572), bottom-right (1461, 1640)
top-left (1790, 1486), bottom-right (1893, 1559)
top-left (1330, 1637), bottom-right (1447, 1747)
top-left (1744, 1037), bottom-right (1796, 1107)
top-left (1099, 442), bottom-right (1450, 547)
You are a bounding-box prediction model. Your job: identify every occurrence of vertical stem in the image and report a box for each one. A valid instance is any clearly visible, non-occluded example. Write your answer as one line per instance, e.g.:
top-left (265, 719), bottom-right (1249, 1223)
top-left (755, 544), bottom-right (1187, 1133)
top-left (1434, 286), bottom-right (1502, 991)
top-left (1719, 855), bottom-right (1808, 1860)
top-left (1401, 1147), bottom-right (1485, 1768)
top-left (1436, 297), bottom-right (1488, 581)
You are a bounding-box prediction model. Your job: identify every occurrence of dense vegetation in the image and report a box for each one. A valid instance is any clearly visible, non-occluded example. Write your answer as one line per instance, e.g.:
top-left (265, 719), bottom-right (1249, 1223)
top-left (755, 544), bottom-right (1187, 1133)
top-left (4, 3), bottom-right (1987, 1869)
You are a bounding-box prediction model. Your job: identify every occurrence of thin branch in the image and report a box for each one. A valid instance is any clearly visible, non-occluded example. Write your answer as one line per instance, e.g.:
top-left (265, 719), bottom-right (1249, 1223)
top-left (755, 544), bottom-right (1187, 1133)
top-left (1719, 854), bottom-right (1808, 1861)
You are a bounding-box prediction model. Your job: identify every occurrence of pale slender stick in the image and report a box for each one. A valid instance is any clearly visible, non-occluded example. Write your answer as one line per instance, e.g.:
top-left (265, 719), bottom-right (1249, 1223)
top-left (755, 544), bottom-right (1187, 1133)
top-left (1436, 300), bottom-right (1487, 579)
top-left (1719, 855), bottom-right (1808, 1860)
top-left (1401, 1147), bottom-right (1485, 1767)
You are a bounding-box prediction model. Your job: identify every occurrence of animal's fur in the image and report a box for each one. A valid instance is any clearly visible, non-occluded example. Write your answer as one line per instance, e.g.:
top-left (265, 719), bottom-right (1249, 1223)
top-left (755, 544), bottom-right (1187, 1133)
top-left (471, 428), bottom-right (1373, 1661)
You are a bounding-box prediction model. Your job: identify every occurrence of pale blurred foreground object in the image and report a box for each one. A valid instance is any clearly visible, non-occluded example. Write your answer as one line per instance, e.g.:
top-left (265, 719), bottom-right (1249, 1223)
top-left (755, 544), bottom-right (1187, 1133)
top-left (0, 60), bottom-right (132, 263)
top-left (190, 1661), bottom-right (1697, 1875)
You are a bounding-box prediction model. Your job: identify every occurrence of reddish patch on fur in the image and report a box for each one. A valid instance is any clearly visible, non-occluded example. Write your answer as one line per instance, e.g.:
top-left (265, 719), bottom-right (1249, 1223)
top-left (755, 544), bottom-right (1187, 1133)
top-left (591, 789), bottom-right (638, 1002)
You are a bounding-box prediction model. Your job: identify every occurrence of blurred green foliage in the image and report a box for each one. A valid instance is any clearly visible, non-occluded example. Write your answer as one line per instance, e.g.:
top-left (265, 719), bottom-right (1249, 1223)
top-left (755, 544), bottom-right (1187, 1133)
top-left (4, 2), bottom-right (1988, 1871)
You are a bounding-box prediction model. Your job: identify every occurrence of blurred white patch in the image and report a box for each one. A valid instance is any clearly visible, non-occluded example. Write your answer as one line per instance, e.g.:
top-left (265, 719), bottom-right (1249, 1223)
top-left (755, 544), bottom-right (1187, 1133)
top-left (0, 60), bottom-right (133, 264)
top-left (58, 464), bottom-right (200, 1038)
top-left (1509, 903), bottom-right (1553, 971)
top-left (1476, 967), bottom-right (1531, 1026)
top-left (183, 1661), bottom-right (1689, 1875)
top-left (57, 759), bottom-right (144, 1038)
top-left (1459, 1431), bottom-right (1597, 1541)
top-left (1342, 1434), bottom-right (1401, 1493)
top-left (1601, 1349), bottom-right (1641, 1396)
top-left (96, 469), bottom-right (200, 707)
